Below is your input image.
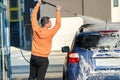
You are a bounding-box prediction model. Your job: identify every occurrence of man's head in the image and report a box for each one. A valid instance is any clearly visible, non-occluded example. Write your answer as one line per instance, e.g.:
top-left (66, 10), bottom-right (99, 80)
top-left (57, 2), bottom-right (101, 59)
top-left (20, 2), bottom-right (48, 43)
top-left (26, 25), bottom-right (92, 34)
top-left (40, 16), bottom-right (52, 28)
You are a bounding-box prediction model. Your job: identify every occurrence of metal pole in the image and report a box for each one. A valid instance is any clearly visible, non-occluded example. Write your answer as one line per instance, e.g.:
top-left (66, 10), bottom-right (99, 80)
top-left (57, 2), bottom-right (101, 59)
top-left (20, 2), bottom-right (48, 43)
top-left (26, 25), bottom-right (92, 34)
top-left (18, 0), bottom-right (22, 47)
top-left (1, 8), bottom-right (5, 80)
top-left (82, 0), bottom-right (84, 16)
top-left (4, 0), bottom-right (12, 79)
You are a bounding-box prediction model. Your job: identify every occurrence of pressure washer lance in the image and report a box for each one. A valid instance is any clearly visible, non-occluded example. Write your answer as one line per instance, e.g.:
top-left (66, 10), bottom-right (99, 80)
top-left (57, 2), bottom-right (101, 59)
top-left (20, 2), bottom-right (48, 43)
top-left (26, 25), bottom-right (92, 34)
top-left (41, 0), bottom-right (81, 16)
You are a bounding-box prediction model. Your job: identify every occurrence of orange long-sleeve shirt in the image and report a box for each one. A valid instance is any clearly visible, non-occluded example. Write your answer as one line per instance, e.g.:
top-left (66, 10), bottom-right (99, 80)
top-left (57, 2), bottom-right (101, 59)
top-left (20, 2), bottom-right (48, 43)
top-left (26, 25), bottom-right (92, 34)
top-left (31, 3), bottom-right (61, 57)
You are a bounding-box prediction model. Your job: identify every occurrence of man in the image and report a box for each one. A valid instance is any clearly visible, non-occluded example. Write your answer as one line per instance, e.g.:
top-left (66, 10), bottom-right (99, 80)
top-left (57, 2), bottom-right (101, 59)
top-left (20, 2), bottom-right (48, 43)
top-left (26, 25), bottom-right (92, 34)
top-left (28, 0), bottom-right (61, 80)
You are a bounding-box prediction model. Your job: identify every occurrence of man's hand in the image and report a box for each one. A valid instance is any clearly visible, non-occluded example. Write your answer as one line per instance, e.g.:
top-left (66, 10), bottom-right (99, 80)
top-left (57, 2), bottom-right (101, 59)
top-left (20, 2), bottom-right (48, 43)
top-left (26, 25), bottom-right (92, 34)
top-left (38, 0), bottom-right (42, 4)
top-left (56, 5), bottom-right (61, 11)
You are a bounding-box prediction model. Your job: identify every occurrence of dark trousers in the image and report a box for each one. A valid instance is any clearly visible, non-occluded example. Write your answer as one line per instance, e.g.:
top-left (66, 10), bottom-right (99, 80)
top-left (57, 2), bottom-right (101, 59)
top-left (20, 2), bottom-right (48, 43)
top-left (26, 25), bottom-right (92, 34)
top-left (28, 54), bottom-right (49, 80)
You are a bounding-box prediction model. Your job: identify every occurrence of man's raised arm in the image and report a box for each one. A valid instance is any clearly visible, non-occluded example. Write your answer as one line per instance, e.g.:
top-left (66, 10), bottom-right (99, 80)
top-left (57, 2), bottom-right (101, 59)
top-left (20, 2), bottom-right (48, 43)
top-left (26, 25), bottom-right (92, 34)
top-left (31, 0), bottom-right (42, 31)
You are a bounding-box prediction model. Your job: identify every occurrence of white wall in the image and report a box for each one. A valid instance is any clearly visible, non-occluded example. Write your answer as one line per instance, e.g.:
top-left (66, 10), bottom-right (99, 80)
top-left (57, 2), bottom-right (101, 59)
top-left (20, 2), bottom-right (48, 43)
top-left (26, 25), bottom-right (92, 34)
top-left (111, 0), bottom-right (120, 22)
top-left (51, 17), bottom-right (83, 51)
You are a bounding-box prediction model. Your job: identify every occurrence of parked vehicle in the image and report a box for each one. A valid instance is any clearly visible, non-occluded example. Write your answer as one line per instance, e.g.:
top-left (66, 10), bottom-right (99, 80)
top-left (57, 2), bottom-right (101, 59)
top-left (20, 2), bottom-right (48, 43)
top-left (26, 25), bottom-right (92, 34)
top-left (62, 24), bottom-right (120, 80)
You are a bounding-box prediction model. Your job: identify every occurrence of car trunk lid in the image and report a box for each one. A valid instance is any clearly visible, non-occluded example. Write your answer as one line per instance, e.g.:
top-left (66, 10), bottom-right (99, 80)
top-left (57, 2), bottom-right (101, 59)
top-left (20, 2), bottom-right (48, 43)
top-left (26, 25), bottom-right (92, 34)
top-left (92, 50), bottom-right (120, 71)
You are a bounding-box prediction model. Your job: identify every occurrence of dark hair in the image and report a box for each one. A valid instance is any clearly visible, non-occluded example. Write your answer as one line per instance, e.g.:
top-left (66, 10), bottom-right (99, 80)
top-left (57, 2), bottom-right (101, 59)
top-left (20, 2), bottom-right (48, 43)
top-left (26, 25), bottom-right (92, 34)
top-left (40, 16), bottom-right (50, 27)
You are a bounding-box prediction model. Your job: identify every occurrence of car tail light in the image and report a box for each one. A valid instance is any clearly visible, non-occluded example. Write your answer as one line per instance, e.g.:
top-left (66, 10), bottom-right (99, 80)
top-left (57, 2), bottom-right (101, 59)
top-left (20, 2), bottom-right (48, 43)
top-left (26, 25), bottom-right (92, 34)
top-left (68, 51), bottom-right (80, 63)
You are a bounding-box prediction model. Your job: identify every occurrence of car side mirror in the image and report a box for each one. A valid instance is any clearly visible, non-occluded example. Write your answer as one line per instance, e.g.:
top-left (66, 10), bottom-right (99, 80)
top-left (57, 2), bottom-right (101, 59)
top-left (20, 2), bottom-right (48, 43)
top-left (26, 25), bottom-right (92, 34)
top-left (61, 46), bottom-right (69, 53)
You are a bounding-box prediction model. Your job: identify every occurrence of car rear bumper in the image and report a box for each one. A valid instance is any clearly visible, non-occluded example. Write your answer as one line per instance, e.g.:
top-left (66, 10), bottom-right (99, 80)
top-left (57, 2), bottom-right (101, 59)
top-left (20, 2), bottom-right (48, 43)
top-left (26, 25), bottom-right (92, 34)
top-left (66, 70), bottom-right (120, 80)
top-left (84, 71), bottom-right (120, 80)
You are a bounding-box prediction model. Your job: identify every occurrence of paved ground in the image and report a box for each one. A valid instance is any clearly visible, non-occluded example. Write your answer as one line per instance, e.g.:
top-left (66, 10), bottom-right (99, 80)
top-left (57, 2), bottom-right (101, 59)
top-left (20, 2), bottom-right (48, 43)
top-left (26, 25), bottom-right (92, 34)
top-left (10, 47), bottom-right (67, 80)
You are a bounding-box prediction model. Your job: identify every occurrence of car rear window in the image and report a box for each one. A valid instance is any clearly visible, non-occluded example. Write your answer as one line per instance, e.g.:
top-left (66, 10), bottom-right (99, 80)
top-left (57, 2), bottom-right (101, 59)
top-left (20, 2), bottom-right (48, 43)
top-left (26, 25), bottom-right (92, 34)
top-left (76, 32), bottom-right (120, 50)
